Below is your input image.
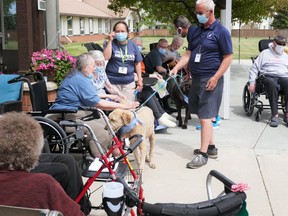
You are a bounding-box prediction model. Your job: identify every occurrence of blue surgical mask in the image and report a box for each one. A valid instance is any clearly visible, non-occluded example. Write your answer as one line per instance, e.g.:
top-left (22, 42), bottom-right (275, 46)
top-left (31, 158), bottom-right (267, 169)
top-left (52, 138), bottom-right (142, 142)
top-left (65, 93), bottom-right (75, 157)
top-left (87, 73), bottom-right (93, 80)
top-left (115, 33), bottom-right (127, 42)
top-left (197, 14), bottom-right (209, 24)
top-left (138, 46), bottom-right (143, 53)
top-left (158, 48), bottom-right (167, 55)
top-left (95, 67), bottom-right (103, 74)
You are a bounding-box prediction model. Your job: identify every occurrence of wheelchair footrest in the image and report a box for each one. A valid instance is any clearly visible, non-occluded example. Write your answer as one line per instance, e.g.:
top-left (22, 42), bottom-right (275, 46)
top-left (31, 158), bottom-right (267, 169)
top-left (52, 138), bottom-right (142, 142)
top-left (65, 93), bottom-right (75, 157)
top-left (82, 161), bottom-right (128, 180)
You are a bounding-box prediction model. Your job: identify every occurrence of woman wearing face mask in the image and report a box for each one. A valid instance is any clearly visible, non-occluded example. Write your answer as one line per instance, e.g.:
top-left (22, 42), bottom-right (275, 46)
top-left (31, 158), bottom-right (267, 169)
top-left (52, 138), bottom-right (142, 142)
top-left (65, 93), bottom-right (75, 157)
top-left (88, 50), bottom-right (126, 103)
top-left (104, 21), bottom-right (143, 102)
top-left (50, 53), bottom-right (139, 158)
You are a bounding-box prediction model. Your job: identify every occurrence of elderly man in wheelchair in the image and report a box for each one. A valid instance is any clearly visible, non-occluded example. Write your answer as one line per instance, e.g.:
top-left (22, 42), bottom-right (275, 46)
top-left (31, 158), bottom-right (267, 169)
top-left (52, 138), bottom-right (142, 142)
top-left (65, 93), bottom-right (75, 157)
top-left (248, 35), bottom-right (288, 127)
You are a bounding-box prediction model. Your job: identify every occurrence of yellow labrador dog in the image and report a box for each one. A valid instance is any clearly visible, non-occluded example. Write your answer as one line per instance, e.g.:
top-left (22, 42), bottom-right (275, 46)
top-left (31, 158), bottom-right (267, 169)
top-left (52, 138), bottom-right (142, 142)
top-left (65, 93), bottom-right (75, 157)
top-left (108, 107), bottom-right (156, 170)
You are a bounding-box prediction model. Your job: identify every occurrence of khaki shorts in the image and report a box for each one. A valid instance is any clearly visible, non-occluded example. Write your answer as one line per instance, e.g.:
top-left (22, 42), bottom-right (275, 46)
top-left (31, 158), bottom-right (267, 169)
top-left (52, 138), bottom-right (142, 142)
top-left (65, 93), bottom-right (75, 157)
top-left (189, 76), bottom-right (223, 119)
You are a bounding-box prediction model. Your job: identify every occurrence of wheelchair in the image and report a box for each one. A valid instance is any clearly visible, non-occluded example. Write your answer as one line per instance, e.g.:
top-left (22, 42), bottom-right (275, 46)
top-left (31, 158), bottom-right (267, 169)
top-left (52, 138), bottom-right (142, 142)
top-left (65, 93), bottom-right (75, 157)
top-left (242, 38), bottom-right (287, 121)
top-left (7, 72), bottom-right (99, 168)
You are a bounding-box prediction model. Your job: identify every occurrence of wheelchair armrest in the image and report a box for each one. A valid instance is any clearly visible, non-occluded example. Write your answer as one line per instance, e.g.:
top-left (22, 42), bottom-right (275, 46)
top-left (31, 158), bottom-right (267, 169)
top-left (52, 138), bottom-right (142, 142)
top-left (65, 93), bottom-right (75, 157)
top-left (79, 106), bottom-right (101, 120)
top-left (47, 109), bottom-right (78, 114)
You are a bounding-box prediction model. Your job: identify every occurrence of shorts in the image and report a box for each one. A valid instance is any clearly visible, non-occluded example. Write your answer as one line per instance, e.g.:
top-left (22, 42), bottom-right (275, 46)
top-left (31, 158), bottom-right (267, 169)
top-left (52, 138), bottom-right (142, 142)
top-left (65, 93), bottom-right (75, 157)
top-left (189, 76), bottom-right (224, 119)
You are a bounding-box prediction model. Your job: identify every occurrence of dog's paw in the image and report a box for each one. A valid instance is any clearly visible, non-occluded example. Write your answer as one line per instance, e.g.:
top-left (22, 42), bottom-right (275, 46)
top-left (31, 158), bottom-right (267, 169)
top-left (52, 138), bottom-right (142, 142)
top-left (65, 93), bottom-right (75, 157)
top-left (149, 163), bottom-right (156, 169)
top-left (182, 125), bottom-right (188, 129)
top-left (145, 156), bottom-right (150, 162)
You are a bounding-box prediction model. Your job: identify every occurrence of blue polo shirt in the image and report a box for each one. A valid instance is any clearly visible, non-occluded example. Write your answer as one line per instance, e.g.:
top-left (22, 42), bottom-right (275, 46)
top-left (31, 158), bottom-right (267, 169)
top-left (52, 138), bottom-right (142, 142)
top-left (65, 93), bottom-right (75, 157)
top-left (187, 20), bottom-right (233, 78)
top-left (50, 71), bottom-right (101, 110)
top-left (105, 39), bottom-right (142, 85)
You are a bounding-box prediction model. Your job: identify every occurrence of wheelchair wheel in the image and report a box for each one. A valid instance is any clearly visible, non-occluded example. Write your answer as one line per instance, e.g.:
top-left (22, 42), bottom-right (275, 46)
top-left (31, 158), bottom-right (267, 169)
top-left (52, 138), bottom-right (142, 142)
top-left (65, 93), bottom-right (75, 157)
top-left (242, 83), bottom-right (254, 116)
top-left (78, 156), bottom-right (94, 173)
top-left (33, 116), bottom-right (68, 154)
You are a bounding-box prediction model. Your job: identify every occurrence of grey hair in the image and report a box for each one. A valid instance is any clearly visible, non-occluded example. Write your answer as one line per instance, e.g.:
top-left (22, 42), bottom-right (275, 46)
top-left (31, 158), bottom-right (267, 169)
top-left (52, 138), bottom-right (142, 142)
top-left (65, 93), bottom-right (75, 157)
top-left (172, 36), bottom-right (184, 45)
top-left (131, 37), bottom-right (143, 44)
top-left (173, 15), bottom-right (191, 28)
top-left (88, 50), bottom-right (105, 62)
top-left (196, 0), bottom-right (215, 12)
top-left (0, 112), bottom-right (44, 171)
top-left (76, 53), bottom-right (95, 71)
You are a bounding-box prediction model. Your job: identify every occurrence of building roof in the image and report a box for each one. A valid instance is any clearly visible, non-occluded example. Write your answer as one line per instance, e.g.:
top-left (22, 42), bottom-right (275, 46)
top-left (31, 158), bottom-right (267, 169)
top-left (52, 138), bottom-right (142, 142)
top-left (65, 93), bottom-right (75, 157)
top-left (84, 0), bottom-right (129, 18)
top-left (59, 0), bottom-right (129, 19)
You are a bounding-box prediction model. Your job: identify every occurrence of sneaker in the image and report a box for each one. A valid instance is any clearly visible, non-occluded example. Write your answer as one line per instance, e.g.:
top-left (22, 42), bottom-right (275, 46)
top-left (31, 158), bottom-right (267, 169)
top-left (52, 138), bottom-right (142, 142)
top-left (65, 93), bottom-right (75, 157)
top-left (158, 116), bottom-right (176, 128)
top-left (194, 148), bottom-right (218, 159)
top-left (196, 121), bottom-right (219, 130)
top-left (269, 116), bottom-right (279, 127)
top-left (162, 112), bottom-right (177, 122)
top-left (186, 154), bottom-right (208, 169)
top-left (216, 115), bottom-right (222, 124)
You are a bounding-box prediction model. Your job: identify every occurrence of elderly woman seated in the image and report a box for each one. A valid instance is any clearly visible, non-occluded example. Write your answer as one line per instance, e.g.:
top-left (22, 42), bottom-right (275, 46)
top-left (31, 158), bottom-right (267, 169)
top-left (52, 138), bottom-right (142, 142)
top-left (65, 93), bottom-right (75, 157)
top-left (49, 53), bottom-right (139, 157)
top-left (0, 112), bottom-right (85, 216)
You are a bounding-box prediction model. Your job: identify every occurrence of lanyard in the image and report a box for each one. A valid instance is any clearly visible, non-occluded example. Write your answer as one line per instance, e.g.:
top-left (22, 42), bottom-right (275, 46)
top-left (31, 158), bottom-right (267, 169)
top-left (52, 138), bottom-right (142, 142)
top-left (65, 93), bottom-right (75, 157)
top-left (118, 43), bottom-right (128, 67)
top-left (198, 30), bottom-right (209, 53)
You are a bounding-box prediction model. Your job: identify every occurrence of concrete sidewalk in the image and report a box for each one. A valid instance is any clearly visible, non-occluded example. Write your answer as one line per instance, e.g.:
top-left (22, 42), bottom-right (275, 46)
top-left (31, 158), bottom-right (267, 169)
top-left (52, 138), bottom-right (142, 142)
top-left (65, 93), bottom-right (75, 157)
top-left (89, 60), bottom-right (288, 216)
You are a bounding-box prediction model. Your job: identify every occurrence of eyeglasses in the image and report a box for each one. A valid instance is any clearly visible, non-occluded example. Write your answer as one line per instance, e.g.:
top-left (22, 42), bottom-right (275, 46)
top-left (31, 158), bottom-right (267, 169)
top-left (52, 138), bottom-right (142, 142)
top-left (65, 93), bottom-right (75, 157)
top-left (195, 10), bottom-right (209, 15)
top-left (275, 41), bottom-right (286, 46)
top-left (95, 61), bottom-right (105, 67)
top-left (159, 45), bottom-right (167, 49)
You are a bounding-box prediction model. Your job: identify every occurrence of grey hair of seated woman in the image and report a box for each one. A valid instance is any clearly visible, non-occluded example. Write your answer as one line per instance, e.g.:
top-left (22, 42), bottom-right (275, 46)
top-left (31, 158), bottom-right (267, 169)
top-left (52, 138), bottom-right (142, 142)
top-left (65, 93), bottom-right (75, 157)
top-left (67, 53), bottom-right (95, 76)
top-left (0, 112), bottom-right (44, 171)
top-left (88, 50), bottom-right (105, 63)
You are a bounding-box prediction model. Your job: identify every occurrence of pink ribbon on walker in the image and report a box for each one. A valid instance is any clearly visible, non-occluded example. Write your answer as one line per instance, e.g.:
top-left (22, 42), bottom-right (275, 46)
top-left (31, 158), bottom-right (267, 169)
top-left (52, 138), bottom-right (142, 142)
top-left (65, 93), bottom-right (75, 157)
top-left (231, 183), bottom-right (250, 192)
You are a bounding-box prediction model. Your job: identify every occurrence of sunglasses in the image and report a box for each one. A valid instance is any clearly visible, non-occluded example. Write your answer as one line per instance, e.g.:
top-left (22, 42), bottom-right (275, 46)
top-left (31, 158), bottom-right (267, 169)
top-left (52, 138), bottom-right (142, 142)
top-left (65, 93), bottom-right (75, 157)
top-left (195, 10), bottom-right (209, 15)
top-left (275, 41), bottom-right (286, 46)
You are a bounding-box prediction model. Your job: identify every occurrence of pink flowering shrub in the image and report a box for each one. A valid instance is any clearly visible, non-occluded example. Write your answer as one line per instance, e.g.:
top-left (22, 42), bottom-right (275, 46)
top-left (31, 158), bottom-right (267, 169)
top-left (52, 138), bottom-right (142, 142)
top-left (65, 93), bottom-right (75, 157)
top-left (30, 49), bottom-right (76, 86)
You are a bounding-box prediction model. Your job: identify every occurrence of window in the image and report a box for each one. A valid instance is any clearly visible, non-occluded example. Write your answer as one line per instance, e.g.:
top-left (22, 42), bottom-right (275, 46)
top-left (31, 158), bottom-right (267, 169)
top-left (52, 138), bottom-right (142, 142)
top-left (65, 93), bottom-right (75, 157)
top-left (89, 18), bottom-right (93, 34)
top-left (1, 0), bottom-right (18, 50)
top-left (104, 19), bottom-right (109, 33)
top-left (80, 17), bottom-right (85, 34)
top-left (98, 19), bottom-right (102, 34)
top-left (67, 16), bottom-right (73, 36)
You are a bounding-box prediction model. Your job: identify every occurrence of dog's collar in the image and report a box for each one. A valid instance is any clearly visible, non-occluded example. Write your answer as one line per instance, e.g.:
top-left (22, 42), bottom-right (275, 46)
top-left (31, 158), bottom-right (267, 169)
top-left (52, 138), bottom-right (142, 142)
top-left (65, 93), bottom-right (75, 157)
top-left (118, 111), bottom-right (143, 135)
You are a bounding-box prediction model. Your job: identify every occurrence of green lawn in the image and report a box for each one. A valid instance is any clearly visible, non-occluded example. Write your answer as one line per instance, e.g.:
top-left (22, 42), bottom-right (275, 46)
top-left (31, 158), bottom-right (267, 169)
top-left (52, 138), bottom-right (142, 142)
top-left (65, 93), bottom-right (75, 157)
top-left (63, 36), bottom-right (266, 59)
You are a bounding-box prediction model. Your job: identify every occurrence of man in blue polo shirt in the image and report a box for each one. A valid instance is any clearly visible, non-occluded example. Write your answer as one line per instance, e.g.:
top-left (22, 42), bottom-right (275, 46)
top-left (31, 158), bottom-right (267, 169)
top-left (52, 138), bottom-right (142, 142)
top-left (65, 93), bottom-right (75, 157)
top-left (170, 0), bottom-right (233, 169)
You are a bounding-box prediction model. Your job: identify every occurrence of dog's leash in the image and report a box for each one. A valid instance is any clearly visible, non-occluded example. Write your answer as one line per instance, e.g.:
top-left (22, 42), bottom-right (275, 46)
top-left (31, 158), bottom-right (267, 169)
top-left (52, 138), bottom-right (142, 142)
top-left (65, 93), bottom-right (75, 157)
top-left (135, 76), bottom-right (172, 111)
top-left (171, 75), bottom-right (189, 104)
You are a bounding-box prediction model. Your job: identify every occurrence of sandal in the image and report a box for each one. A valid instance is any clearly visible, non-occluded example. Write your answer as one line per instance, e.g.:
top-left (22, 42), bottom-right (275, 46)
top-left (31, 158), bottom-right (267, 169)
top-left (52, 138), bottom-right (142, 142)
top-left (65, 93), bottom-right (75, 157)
top-left (270, 116), bottom-right (279, 127)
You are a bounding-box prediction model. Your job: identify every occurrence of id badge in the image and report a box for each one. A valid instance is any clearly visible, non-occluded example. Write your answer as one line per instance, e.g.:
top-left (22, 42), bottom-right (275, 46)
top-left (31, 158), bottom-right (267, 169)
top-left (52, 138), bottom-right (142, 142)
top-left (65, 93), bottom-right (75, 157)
top-left (194, 53), bottom-right (201, 63)
top-left (118, 67), bottom-right (128, 74)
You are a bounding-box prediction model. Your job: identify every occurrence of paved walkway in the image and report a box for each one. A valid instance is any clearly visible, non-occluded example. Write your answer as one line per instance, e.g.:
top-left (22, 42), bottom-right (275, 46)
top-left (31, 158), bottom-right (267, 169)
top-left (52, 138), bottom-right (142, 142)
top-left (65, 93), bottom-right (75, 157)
top-left (88, 60), bottom-right (288, 216)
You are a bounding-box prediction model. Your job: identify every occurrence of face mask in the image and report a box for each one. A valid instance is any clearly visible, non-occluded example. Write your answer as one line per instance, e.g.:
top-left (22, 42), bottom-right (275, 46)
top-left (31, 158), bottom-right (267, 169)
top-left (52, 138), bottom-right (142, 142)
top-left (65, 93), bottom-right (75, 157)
top-left (158, 48), bottom-right (167, 55)
top-left (197, 14), bottom-right (209, 24)
top-left (115, 33), bottom-right (127, 42)
top-left (87, 73), bottom-right (93, 80)
top-left (95, 67), bottom-right (103, 74)
top-left (138, 46), bottom-right (143, 53)
top-left (274, 44), bottom-right (284, 54)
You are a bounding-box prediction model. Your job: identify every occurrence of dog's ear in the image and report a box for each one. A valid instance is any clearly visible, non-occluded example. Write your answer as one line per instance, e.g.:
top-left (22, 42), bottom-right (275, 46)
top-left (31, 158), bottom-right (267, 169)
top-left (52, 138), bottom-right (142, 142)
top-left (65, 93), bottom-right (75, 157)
top-left (121, 111), bottom-right (132, 125)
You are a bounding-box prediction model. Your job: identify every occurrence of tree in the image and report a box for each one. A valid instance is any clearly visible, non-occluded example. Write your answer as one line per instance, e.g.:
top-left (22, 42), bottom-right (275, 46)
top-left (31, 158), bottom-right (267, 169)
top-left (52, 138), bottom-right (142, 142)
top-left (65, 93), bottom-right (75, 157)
top-left (107, 0), bottom-right (284, 27)
top-left (271, 8), bottom-right (288, 29)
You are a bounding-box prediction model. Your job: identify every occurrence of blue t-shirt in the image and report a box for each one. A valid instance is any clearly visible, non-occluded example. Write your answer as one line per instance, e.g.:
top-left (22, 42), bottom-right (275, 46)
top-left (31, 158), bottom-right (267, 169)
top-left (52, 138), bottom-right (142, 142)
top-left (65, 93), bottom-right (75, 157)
top-left (105, 39), bottom-right (142, 85)
top-left (143, 48), bottom-right (163, 74)
top-left (50, 71), bottom-right (101, 110)
top-left (187, 20), bottom-right (233, 78)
